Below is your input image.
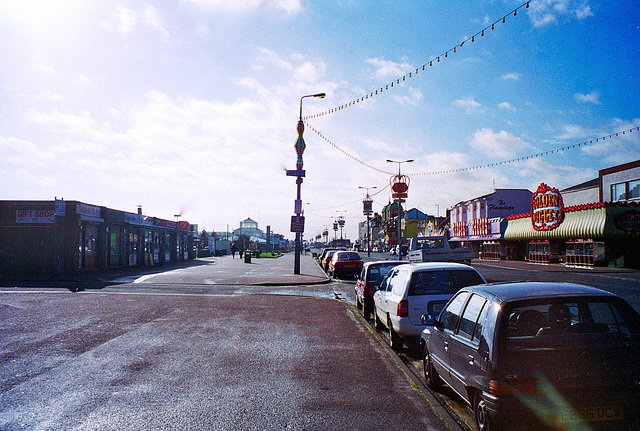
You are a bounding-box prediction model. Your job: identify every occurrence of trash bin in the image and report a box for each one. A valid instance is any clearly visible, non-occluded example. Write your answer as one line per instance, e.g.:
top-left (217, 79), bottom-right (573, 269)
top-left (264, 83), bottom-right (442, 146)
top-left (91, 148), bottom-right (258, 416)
top-left (244, 251), bottom-right (251, 263)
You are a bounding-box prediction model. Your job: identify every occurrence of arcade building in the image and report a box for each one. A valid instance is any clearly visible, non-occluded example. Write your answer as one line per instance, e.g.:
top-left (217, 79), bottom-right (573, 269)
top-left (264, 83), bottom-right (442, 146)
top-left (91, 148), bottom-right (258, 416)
top-left (0, 199), bottom-right (195, 275)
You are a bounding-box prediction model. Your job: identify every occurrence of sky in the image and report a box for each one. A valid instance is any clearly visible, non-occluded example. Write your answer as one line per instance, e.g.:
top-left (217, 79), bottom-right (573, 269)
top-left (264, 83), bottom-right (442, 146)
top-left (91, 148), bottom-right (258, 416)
top-left (1, 0), bottom-right (639, 242)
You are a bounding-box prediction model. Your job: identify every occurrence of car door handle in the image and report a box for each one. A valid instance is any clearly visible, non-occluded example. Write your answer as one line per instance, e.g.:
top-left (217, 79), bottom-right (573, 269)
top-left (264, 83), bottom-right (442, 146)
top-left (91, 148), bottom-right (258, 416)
top-left (468, 355), bottom-right (474, 365)
top-left (444, 341), bottom-right (448, 352)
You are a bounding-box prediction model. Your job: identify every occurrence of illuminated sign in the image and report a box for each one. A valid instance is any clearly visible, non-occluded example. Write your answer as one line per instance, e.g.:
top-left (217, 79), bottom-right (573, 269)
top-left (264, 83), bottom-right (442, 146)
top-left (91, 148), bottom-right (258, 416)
top-left (531, 183), bottom-right (564, 231)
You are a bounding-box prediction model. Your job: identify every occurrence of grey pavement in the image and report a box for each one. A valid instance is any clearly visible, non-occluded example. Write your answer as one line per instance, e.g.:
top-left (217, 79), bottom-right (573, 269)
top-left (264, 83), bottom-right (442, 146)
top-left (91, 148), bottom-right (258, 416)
top-left (0, 252), bottom-right (330, 288)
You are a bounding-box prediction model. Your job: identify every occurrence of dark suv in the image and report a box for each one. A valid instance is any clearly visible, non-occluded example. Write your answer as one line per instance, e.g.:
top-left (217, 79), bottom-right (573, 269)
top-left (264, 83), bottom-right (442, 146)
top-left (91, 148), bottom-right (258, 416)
top-left (420, 282), bottom-right (640, 431)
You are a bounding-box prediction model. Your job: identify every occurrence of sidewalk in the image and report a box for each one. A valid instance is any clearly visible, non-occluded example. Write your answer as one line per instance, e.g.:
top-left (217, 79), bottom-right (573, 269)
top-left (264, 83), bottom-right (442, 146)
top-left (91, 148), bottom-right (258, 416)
top-left (0, 252), bottom-right (331, 288)
top-left (210, 252), bottom-right (331, 286)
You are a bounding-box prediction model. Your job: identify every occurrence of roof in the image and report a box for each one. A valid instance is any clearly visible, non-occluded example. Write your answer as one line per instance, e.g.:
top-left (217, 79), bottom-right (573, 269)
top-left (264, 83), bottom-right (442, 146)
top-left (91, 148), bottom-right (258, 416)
top-left (464, 282), bottom-right (614, 303)
top-left (400, 262), bottom-right (479, 273)
top-left (561, 177), bottom-right (599, 193)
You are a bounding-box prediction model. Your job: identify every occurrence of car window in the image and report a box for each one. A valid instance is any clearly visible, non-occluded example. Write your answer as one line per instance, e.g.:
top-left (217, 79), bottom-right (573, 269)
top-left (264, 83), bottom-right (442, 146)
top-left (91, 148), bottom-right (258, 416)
top-left (504, 297), bottom-right (640, 338)
top-left (338, 252), bottom-right (360, 261)
top-left (390, 270), bottom-right (410, 296)
top-left (457, 294), bottom-right (487, 342)
top-left (472, 299), bottom-right (489, 344)
top-left (408, 269), bottom-right (484, 296)
top-left (381, 269), bottom-right (398, 292)
top-left (441, 291), bottom-right (470, 334)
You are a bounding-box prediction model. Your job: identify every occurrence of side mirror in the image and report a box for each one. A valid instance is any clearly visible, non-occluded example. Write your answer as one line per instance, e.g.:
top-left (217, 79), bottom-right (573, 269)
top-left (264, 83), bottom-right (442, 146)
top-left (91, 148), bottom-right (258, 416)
top-left (421, 314), bottom-right (443, 330)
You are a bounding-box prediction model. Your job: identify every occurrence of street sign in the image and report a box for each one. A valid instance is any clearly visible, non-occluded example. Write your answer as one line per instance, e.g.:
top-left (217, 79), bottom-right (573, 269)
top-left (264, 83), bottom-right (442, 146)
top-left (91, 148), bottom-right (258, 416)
top-left (286, 169), bottom-right (305, 177)
top-left (290, 215), bottom-right (305, 233)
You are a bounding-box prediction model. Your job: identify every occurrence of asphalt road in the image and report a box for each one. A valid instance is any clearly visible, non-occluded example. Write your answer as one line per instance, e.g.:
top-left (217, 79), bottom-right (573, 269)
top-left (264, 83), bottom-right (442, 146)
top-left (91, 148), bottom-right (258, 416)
top-left (0, 257), bottom-right (461, 431)
top-left (3, 253), bottom-right (639, 431)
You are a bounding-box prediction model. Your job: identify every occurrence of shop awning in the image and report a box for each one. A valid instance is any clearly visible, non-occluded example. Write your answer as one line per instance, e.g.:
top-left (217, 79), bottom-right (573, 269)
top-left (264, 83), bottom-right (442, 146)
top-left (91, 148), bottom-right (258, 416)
top-left (505, 207), bottom-right (607, 240)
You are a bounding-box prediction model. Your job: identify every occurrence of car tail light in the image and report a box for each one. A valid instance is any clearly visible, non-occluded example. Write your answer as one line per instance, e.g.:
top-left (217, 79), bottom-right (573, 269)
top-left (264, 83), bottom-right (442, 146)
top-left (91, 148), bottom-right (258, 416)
top-left (490, 379), bottom-right (540, 396)
top-left (397, 300), bottom-right (408, 317)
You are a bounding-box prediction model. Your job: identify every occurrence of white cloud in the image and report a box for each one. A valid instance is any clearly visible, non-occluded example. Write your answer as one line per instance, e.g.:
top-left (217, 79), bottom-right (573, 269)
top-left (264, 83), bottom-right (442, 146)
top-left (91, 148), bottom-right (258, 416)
top-left (116, 5), bottom-right (137, 35)
top-left (179, 0), bottom-right (302, 13)
top-left (115, 4), bottom-right (169, 38)
top-left (366, 58), bottom-right (413, 79)
top-left (469, 128), bottom-right (531, 158)
top-left (528, 0), bottom-right (594, 28)
top-left (501, 73), bottom-right (521, 81)
top-left (575, 91), bottom-right (601, 104)
top-left (498, 102), bottom-right (516, 110)
top-left (392, 87), bottom-right (423, 106)
top-left (453, 97), bottom-right (485, 114)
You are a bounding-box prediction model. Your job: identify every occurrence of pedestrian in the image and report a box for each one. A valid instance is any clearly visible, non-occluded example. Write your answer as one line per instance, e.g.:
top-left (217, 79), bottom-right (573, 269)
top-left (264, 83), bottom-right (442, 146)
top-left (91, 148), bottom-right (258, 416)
top-left (231, 242), bottom-right (237, 259)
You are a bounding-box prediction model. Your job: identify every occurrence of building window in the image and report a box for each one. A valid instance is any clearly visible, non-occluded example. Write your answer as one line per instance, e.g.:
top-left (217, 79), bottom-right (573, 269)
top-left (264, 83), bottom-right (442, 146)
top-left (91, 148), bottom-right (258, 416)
top-left (611, 179), bottom-right (640, 202)
top-left (629, 180), bottom-right (640, 200)
top-left (611, 182), bottom-right (626, 202)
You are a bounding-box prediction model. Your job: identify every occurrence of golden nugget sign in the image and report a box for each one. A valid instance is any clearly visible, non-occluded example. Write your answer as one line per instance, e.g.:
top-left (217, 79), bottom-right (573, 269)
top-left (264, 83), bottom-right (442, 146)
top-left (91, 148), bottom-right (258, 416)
top-left (531, 183), bottom-right (564, 231)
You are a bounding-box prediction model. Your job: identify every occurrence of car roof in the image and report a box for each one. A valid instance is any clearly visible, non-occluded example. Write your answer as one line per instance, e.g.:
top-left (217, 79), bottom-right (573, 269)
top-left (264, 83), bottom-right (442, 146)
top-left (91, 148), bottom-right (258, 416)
top-left (461, 282), bottom-right (616, 303)
top-left (363, 260), bottom-right (406, 268)
top-left (400, 262), bottom-right (478, 273)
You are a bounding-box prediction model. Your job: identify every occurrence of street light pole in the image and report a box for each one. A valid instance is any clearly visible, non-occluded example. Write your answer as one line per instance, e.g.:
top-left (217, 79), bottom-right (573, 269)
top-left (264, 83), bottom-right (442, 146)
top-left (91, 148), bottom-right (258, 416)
top-left (386, 159), bottom-right (413, 260)
top-left (291, 92), bottom-right (325, 275)
top-left (359, 186), bottom-right (377, 257)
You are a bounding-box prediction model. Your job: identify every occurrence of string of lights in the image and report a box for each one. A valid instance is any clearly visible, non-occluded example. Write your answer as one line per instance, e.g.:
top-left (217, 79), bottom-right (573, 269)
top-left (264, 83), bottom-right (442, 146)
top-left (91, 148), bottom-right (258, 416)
top-left (306, 122), bottom-right (640, 177)
top-left (303, 1), bottom-right (532, 120)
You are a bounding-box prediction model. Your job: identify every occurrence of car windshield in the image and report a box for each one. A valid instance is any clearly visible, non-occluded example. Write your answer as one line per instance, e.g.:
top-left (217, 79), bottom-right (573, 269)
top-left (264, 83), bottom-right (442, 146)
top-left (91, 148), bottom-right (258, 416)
top-left (504, 296), bottom-right (640, 338)
top-left (408, 269), bottom-right (484, 295)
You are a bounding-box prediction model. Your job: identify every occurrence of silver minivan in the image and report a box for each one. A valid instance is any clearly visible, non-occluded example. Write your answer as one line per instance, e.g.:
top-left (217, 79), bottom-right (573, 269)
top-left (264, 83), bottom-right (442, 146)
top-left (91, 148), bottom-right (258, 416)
top-left (373, 262), bottom-right (486, 351)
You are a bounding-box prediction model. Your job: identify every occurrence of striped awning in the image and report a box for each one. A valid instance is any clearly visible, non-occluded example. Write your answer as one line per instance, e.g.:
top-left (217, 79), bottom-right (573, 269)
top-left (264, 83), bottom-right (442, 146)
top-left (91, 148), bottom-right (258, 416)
top-left (504, 206), bottom-right (612, 240)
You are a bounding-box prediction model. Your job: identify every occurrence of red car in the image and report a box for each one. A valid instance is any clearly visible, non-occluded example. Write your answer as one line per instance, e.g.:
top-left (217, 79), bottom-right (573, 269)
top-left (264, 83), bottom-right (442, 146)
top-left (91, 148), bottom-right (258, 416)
top-left (355, 261), bottom-right (407, 319)
top-left (327, 251), bottom-right (363, 279)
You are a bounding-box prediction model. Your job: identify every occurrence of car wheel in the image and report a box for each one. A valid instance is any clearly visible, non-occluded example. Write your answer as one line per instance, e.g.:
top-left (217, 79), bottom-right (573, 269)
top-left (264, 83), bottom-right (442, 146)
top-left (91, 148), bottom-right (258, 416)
top-left (422, 346), bottom-right (442, 390)
top-left (474, 394), bottom-right (491, 431)
top-left (388, 319), bottom-right (402, 352)
top-left (374, 309), bottom-right (384, 329)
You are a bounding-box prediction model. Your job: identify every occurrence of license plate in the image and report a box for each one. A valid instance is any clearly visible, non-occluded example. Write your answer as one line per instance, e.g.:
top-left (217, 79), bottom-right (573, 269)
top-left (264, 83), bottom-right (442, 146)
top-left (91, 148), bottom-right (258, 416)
top-left (557, 405), bottom-right (623, 423)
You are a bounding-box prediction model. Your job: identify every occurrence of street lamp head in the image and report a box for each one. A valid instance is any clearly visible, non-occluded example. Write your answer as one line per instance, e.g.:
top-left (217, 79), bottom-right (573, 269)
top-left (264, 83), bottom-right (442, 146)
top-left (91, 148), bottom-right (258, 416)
top-left (314, 93), bottom-right (326, 99)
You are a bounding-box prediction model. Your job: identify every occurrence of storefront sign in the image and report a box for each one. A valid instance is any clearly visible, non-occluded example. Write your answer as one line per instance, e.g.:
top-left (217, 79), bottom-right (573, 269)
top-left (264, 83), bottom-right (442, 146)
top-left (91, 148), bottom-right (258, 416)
top-left (16, 209), bottom-right (55, 224)
top-left (531, 183), bottom-right (564, 231)
top-left (616, 210), bottom-right (640, 232)
top-left (76, 204), bottom-right (102, 220)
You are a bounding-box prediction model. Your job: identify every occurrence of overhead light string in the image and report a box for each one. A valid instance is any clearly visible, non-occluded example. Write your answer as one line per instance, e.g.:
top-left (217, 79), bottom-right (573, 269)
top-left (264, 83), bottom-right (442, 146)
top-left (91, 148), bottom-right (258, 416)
top-left (303, 1), bottom-right (531, 120)
top-left (306, 122), bottom-right (640, 177)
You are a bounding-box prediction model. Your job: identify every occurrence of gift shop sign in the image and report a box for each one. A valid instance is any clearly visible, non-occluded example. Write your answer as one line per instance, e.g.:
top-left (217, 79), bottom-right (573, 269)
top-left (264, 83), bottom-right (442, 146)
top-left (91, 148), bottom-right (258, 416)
top-left (531, 183), bottom-right (564, 231)
top-left (16, 209), bottom-right (56, 224)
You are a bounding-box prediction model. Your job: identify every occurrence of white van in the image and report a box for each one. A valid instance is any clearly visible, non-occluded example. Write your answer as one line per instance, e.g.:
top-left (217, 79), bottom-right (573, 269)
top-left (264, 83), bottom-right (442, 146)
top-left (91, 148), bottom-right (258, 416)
top-left (373, 262), bottom-right (486, 351)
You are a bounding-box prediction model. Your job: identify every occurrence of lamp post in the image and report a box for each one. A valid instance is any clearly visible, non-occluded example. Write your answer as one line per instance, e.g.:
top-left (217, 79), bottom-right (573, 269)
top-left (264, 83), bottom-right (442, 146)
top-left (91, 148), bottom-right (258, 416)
top-left (359, 186), bottom-right (376, 256)
top-left (336, 210), bottom-right (347, 243)
top-left (289, 92), bottom-right (326, 274)
top-left (386, 159), bottom-right (413, 260)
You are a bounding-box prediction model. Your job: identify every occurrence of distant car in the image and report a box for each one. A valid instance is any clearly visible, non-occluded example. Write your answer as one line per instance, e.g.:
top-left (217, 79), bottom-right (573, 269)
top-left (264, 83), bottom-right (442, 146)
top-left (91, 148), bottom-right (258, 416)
top-left (321, 250), bottom-right (338, 272)
top-left (355, 261), bottom-right (407, 320)
top-left (420, 282), bottom-right (640, 431)
top-left (373, 262), bottom-right (486, 351)
top-left (317, 247), bottom-right (346, 269)
top-left (328, 251), bottom-right (363, 278)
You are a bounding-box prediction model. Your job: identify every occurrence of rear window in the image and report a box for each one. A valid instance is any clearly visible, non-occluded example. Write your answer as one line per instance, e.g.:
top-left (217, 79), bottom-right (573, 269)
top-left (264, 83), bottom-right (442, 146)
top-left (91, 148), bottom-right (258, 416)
top-left (368, 263), bottom-right (401, 284)
top-left (504, 296), bottom-right (640, 339)
top-left (338, 252), bottom-right (361, 261)
top-left (408, 269), bottom-right (485, 296)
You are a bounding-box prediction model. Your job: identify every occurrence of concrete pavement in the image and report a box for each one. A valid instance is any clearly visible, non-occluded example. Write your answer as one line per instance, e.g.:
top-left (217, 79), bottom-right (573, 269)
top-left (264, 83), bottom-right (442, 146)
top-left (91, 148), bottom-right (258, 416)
top-left (0, 252), bottom-right (330, 288)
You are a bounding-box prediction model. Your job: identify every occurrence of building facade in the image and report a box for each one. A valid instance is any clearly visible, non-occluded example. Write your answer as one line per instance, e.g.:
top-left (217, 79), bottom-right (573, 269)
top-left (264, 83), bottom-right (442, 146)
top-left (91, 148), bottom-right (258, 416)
top-left (0, 199), bottom-right (195, 275)
top-left (449, 189), bottom-right (534, 259)
top-left (504, 160), bottom-right (640, 268)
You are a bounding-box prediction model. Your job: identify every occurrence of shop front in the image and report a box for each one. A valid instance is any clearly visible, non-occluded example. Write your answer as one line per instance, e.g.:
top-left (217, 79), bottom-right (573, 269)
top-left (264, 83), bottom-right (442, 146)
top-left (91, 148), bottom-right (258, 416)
top-left (505, 184), bottom-right (640, 267)
top-left (1, 199), bottom-right (195, 276)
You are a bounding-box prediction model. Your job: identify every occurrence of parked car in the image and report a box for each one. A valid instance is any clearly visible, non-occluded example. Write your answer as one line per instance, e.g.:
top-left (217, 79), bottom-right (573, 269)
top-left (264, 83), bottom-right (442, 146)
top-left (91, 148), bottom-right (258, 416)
top-left (420, 282), bottom-right (640, 431)
top-left (355, 261), bottom-right (407, 320)
top-left (373, 262), bottom-right (486, 351)
top-left (317, 247), bottom-right (345, 271)
top-left (328, 251), bottom-right (363, 278)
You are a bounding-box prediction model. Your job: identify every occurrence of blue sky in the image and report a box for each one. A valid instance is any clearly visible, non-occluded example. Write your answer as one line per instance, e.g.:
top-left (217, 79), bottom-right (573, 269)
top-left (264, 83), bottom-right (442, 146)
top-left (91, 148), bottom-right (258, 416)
top-left (1, 0), bottom-right (638, 241)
